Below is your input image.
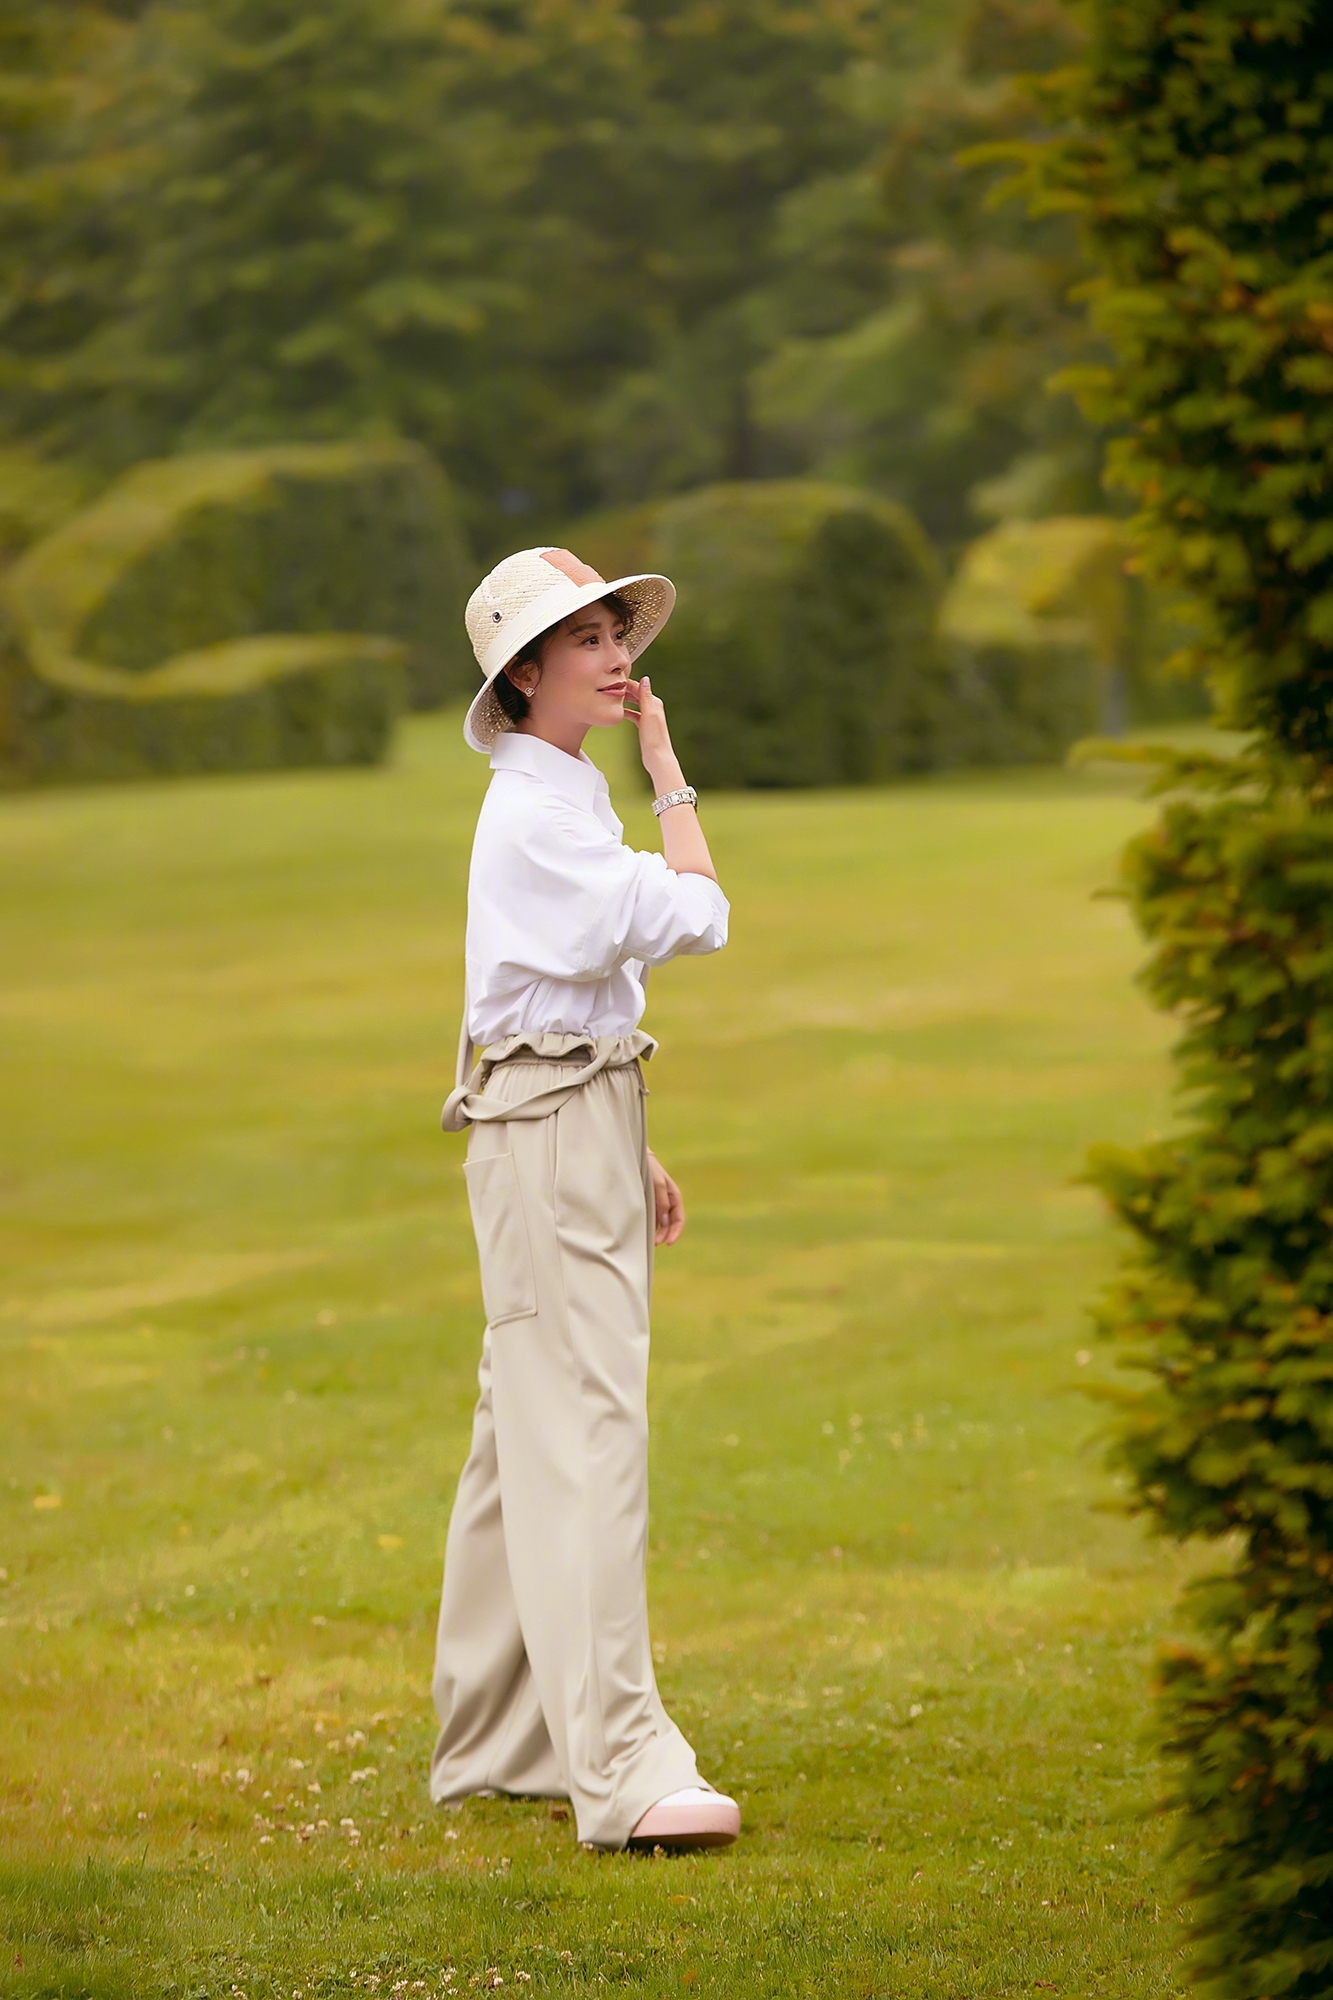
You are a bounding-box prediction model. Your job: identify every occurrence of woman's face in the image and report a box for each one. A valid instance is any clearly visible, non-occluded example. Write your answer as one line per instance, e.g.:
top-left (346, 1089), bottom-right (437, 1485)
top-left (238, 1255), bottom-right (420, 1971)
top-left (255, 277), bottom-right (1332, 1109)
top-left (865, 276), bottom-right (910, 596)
top-left (507, 599), bottom-right (631, 736)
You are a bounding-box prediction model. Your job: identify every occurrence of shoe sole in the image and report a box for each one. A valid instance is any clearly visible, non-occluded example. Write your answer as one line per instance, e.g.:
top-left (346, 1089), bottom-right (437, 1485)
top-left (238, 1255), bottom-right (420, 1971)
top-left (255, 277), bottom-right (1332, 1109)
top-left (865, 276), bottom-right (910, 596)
top-left (626, 1828), bottom-right (738, 1850)
top-left (626, 1803), bottom-right (741, 1851)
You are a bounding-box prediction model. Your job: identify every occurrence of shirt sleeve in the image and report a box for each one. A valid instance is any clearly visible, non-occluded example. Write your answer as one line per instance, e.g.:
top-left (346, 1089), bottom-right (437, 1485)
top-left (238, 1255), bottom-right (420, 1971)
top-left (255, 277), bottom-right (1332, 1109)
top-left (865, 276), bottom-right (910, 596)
top-left (487, 795), bottom-right (729, 985)
top-left (582, 837), bottom-right (729, 974)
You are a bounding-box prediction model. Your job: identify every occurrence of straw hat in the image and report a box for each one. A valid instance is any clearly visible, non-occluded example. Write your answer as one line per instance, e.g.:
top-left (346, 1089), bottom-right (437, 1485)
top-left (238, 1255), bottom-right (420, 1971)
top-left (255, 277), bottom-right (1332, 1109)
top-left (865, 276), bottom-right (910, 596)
top-left (462, 546), bottom-right (675, 753)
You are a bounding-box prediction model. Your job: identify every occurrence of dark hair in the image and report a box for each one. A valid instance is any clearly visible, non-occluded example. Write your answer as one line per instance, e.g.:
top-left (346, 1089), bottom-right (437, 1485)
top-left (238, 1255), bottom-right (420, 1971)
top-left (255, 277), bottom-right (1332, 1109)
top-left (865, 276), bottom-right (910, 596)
top-left (494, 590), bottom-right (637, 723)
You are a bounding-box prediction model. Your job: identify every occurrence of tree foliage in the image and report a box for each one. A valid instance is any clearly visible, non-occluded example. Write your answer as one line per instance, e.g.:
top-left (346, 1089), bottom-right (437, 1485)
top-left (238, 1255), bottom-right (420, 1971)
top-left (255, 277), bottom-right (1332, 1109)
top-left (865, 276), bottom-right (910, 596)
top-left (755, 0), bottom-right (1104, 549)
top-left (117, 0), bottom-right (515, 462)
top-left (0, 0), bottom-right (1103, 558)
top-left (1009, 2), bottom-right (1333, 1991)
top-left (0, 3), bottom-right (143, 459)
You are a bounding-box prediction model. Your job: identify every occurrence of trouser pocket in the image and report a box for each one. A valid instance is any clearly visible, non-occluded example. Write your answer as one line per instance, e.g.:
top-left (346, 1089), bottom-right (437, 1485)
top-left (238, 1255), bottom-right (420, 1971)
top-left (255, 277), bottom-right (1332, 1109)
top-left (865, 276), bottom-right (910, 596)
top-left (464, 1151), bottom-right (538, 1325)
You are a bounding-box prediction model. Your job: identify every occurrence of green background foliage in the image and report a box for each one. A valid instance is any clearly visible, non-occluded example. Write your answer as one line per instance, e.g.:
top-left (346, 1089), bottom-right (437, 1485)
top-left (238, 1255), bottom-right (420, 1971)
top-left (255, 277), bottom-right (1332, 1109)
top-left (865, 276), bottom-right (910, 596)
top-left (0, 0), bottom-right (1105, 560)
top-left (0, 441), bottom-right (474, 785)
top-left (1, 631), bottom-right (408, 789)
top-left (94, 0), bottom-right (516, 482)
top-left (0, 0), bottom-right (1208, 791)
top-left (581, 481), bottom-right (944, 790)
top-left (937, 515), bottom-right (1206, 748)
top-left (997, 0), bottom-right (1333, 1991)
top-left (580, 489), bottom-right (1190, 787)
top-left (938, 515), bottom-right (1116, 763)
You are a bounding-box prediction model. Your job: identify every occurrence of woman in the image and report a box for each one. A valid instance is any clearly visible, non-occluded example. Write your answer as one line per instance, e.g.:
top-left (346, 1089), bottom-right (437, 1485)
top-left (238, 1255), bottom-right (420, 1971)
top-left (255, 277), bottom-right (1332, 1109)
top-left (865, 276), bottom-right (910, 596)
top-left (430, 545), bottom-right (739, 1853)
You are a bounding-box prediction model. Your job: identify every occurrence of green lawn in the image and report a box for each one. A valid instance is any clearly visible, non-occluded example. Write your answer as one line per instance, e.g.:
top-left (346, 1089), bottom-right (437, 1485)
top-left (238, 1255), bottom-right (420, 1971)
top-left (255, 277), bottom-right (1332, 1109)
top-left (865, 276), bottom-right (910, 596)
top-left (0, 715), bottom-right (1199, 1998)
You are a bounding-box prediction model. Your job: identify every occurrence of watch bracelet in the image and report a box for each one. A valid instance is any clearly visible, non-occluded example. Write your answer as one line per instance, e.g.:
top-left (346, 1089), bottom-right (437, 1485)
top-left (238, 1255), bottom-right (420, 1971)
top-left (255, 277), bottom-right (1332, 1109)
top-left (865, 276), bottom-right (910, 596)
top-left (651, 785), bottom-right (698, 817)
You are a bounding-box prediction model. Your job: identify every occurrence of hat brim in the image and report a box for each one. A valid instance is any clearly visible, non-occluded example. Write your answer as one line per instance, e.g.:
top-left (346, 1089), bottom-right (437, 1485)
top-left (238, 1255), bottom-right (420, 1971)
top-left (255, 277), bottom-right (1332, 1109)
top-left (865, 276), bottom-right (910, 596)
top-left (463, 573), bottom-right (676, 754)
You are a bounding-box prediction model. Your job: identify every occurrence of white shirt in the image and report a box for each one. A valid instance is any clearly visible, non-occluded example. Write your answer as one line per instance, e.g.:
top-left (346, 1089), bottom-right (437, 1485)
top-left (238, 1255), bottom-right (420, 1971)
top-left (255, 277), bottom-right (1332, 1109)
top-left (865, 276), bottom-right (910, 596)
top-left (464, 731), bottom-right (729, 1047)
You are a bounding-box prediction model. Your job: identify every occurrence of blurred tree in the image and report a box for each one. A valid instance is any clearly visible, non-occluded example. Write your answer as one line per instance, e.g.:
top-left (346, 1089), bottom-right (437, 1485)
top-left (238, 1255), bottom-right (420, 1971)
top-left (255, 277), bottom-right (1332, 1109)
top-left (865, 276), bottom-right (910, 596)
top-left (0, 0), bottom-right (1109, 554)
top-left (567, 0), bottom-right (886, 502)
top-left (96, 0), bottom-right (530, 487)
top-left (0, 2), bottom-right (144, 478)
top-left (1, 0), bottom-right (882, 542)
top-left (430, 0), bottom-right (887, 527)
top-left (752, 0), bottom-right (1106, 552)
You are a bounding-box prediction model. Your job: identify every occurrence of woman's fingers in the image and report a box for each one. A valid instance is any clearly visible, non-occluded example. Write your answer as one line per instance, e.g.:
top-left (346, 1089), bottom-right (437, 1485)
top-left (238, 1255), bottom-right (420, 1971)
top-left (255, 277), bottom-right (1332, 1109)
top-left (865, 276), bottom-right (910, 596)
top-left (627, 675), bottom-right (671, 762)
top-left (648, 1153), bottom-right (685, 1247)
top-left (655, 1169), bottom-right (685, 1247)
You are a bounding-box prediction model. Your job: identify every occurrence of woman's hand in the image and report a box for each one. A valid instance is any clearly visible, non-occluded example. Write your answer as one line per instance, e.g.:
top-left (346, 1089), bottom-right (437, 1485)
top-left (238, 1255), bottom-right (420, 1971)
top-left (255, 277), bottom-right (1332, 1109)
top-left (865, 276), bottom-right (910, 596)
top-left (648, 1150), bottom-right (685, 1247)
top-left (624, 674), bottom-right (681, 791)
top-left (624, 674), bottom-right (720, 886)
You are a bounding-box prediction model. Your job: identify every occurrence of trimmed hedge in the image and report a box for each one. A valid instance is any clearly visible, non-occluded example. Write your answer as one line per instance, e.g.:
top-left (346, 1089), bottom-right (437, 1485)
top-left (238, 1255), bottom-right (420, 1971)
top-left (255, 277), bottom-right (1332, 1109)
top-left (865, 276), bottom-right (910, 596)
top-left (0, 439), bottom-right (468, 786)
top-left (576, 485), bottom-right (1179, 784)
top-left (0, 446), bottom-right (94, 566)
top-left (940, 515), bottom-right (1207, 744)
top-left (937, 516), bottom-right (1114, 759)
top-left (0, 628), bottom-right (405, 785)
top-left (578, 480), bottom-right (944, 789)
top-left (13, 440), bottom-right (471, 703)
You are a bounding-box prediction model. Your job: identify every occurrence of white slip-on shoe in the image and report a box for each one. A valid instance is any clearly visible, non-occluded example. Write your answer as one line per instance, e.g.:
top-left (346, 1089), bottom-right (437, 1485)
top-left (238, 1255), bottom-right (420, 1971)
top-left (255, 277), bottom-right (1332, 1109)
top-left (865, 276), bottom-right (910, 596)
top-left (626, 1786), bottom-right (740, 1851)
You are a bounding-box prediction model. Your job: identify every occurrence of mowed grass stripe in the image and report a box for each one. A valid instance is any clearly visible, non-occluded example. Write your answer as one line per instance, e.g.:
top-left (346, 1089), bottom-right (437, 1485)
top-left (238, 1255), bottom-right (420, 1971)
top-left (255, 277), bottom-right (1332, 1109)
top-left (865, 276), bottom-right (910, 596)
top-left (0, 715), bottom-right (1193, 1996)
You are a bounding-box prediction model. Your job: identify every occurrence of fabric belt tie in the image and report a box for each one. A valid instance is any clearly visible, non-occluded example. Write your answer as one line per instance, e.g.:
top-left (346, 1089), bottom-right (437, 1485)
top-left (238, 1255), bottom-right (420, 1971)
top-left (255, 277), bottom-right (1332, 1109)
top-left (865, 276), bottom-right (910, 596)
top-left (441, 1027), bottom-right (657, 1133)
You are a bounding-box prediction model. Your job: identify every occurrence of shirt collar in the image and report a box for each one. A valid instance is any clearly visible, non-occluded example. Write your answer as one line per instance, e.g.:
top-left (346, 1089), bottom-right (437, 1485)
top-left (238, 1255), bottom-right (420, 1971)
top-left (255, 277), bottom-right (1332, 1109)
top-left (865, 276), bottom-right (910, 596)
top-left (490, 729), bottom-right (607, 813)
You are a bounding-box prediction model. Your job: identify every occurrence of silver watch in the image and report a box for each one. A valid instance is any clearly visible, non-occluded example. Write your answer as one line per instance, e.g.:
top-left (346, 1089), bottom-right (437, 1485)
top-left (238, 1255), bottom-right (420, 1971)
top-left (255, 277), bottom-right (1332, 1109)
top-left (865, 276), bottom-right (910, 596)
top-left (652, 785), bottom-right (699, 817)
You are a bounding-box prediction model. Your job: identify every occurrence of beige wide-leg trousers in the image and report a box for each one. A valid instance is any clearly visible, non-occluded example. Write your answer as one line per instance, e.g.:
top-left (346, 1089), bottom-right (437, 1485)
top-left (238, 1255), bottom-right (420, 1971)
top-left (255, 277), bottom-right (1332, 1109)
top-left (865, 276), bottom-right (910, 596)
top-left (430, 1032), bottom-right (704, 1849)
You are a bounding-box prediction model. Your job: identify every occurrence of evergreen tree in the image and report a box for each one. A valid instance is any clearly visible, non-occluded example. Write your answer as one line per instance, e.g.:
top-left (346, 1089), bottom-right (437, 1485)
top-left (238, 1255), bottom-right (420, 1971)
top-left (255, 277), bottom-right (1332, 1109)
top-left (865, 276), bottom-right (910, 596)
top-left (0, 1), bottom-right (142, 467)
top-left (0, 0), bottom-right (1109, 547)
top-left (109, 0), bottom-right (518, 480)
top-left (1011, 1), bottom-right (1333, 1991)
top-left (752, 0), bottom-right (1104, 552)
top-left (432, 0), bottom-right (885, 516)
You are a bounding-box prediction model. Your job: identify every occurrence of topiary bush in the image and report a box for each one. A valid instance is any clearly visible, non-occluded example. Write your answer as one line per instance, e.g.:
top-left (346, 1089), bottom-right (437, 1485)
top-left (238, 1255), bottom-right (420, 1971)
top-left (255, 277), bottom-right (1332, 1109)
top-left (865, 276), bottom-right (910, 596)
top-left (11, 440), bottom-right (471, 702)
top-left (579, 480), bottom-right (945, 789)
top-left (938, 516), bottom-right (1118, 757)
top-left (1000, 2), bottom-right (1333, 1992)
top-left (0, 628), bottom-right (406, 785)
top-left (0, 446), bottom-right (96, 567)
top-left (576, 483), bottom-right (1158, 785)
top-left (939, 515), bottom-right (1209, 751)
top-left (0, 439), bottom-right (471, 786)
